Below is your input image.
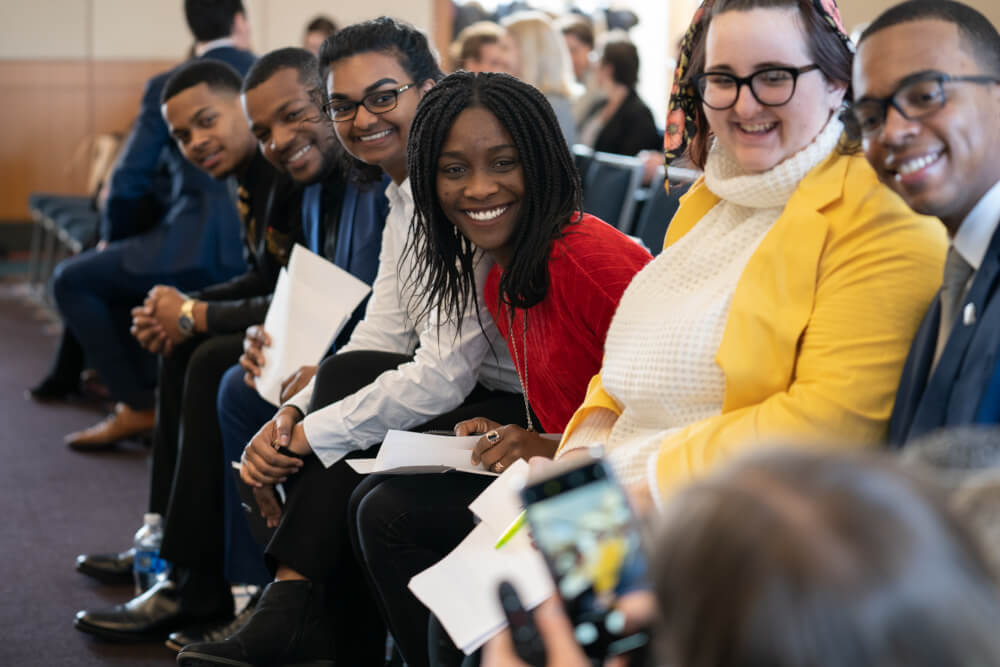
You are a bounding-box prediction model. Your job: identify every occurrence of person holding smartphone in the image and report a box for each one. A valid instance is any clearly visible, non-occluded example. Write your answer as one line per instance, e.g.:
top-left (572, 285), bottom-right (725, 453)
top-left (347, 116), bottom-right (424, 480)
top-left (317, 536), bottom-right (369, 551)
top-left (347, 70), bottom-right (652, 667)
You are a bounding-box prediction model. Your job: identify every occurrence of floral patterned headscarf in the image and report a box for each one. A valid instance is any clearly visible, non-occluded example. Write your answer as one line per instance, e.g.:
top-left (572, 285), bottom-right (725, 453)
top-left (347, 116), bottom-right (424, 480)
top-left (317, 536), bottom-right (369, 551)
top-left (663, 0), bottom-right (852, 172)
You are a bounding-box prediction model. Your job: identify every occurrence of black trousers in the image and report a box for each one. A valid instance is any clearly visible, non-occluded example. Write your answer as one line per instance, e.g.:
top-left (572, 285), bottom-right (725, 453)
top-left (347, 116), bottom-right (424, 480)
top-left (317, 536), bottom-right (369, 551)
top-left (261, 349), bottom-right (524, 666)
top-left (153, 333), bottom-right (243, 577)
top-left (349, 473), bottom-right (496, 667)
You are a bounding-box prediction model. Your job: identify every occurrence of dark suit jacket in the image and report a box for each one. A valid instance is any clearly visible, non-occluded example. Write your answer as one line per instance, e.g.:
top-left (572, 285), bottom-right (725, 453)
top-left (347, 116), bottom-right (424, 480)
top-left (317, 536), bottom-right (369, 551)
top-left (889, 220), bottom-right (1000, 444)
top-left (102, 45), bottom-right (256, 283)
top-left (584, 90), bottom-right (662, 157)
top-left (197, 171), bottom-right (390, 338)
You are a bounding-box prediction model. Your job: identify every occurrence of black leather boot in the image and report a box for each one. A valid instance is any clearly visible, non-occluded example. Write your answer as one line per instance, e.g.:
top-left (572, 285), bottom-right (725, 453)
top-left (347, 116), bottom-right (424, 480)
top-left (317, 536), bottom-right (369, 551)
top-left (176, 580), bottom-right (335, 666)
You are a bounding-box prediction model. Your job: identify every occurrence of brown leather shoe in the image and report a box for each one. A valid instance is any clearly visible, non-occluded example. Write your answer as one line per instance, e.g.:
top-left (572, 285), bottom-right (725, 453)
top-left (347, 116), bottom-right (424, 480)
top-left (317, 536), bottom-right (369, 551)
top-left (66, 403), bottom-right (156, 451)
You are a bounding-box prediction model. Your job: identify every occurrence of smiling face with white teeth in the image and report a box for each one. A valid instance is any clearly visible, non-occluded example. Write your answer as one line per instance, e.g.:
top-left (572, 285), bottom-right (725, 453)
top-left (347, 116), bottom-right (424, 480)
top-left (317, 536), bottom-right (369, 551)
top-left (436, 106), bottom-right (524, 269)
top-left (702, 8), bottom-right (846, 174)
top-left (326, 52), bottom-right (433, 185)
top-left (164, 82), bottom-right (257, 180)
top-left (243, 67), bottom-right (338, 184)
top-left (854, 19), bottom-right (1000, 233)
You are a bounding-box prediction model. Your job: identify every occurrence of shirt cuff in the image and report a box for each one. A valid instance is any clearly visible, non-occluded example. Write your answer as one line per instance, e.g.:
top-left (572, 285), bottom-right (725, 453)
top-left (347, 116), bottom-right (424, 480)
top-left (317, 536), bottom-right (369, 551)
top-left (557, 408), bottom-right (617, 458)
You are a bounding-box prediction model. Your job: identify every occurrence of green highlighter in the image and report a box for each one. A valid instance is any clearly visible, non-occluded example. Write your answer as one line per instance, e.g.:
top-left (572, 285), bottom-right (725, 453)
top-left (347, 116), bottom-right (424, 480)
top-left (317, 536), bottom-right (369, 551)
top-left (494, 510), bottom-right (527, 549)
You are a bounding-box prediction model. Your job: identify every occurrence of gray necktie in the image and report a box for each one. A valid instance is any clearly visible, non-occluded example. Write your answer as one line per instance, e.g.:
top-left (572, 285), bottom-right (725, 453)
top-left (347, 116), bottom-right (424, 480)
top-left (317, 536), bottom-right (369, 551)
top-left (933, 246), bottom-right (974, 368)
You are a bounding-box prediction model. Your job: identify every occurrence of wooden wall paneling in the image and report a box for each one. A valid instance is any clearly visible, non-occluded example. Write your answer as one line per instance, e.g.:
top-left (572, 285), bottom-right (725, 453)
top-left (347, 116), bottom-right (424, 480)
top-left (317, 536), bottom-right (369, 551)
top-left (0, 62), bottom-right (90, 220)
top-left (0, 60), bottom-right (175, 221)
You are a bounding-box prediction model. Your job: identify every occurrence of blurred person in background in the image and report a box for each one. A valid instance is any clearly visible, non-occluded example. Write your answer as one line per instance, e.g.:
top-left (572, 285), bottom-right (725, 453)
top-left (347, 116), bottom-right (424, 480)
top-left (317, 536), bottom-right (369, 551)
top-left (302, 15), bottom-right (337, 56)
top-left (502, 10), bottom-right (578, 146)
top-left (449, 21), bottom-right (515, 74)
top-left (578, 32), bottom-right (661, 156)
top-left (559, 15), bottom-right (605, 127)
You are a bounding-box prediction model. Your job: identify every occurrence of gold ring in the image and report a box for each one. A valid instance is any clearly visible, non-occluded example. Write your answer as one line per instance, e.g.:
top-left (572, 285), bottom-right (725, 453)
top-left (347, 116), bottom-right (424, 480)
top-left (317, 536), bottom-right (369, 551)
top-left (494, 461), bottom-right (505, 473)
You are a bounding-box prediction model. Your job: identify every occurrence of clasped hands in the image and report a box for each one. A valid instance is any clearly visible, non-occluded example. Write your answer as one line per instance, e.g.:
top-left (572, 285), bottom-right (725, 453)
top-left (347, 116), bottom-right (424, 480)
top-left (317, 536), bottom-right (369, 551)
top-left (130, 285), bottom-right (191, 355)
top-left (240, 406), bottom-right (310, 529)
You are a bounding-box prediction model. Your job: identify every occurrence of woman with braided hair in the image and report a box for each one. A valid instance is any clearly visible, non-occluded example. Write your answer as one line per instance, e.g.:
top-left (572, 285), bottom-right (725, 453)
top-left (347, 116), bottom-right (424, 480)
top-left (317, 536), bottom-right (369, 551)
top-left (178, 17), bottom-right (531, 667)
top-left (346, 70), bottom-right (651, 667)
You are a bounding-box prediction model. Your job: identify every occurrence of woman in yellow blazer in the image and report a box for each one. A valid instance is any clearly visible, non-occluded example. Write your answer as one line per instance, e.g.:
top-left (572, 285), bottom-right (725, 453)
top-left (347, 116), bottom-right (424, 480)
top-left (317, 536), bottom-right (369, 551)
top-left (554, 0), bottom-right (946, 503)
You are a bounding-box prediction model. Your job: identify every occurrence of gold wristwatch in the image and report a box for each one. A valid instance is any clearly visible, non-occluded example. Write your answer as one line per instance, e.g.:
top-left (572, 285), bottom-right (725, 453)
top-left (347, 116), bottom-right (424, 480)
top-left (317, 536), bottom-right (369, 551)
top-left (178, 298), bottom-right (196, 337)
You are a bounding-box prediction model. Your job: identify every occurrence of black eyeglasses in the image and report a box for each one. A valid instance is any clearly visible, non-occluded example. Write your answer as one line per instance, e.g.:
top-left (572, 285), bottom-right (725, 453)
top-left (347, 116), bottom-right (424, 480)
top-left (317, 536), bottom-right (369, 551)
top-left (848, 72), bottom-right (1000, 137)
top-left (693, 64), bottom-right (820, 110)
top-left (322, 83), bottom-right (415, 122)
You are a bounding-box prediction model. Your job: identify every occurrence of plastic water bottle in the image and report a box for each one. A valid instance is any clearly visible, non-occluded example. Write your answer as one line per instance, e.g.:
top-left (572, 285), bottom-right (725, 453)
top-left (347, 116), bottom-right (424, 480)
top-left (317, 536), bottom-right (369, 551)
top-left (133, 513), bottom-right (169, 593)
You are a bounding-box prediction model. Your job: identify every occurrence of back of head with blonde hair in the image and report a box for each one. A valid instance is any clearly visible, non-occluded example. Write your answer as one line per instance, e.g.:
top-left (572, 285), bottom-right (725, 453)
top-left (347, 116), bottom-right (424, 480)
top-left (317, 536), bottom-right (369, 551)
top-left (449, 20), bottom-right (506, 71)
top-left (501, 10), bottom-right (575, 98)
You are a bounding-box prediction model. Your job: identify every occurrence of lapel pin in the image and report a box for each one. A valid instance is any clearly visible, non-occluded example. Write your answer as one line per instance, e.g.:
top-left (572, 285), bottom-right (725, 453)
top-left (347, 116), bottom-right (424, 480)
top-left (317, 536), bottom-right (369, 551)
top-left (963, 302), bottom-right (977, 326)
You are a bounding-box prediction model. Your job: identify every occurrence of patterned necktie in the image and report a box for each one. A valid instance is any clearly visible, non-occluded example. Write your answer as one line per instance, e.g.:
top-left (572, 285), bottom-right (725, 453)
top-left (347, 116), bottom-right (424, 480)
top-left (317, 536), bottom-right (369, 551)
top-left (933, 246), bottom-right (974, 368)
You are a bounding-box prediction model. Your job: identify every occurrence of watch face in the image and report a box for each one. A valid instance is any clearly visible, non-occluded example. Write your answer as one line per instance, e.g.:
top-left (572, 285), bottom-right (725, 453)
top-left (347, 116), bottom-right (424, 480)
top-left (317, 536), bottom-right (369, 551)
top-left (178, 314), bottom-right (194, 336)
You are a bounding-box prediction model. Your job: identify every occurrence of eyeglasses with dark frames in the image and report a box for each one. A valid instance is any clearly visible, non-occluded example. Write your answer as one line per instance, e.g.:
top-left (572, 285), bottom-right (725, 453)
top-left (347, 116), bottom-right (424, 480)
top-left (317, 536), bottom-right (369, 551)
top-left (322, 83), bottom-right (415, 122)
top-left (693, 64), bottom-right (820, 110)
top-left (847, 71), bottom-right (1000, 137)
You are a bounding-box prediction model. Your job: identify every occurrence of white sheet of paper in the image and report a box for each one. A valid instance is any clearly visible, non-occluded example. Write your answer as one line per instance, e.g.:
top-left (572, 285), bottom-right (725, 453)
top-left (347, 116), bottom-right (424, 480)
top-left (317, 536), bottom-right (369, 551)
top-left (409, 516), bottom-right (553, 653)
top-left (255, 244), bottom-right (371, 406)
top-left (468, 459), bottom-right (529, 533)
top-left (343, 430), bottom-right (496, 476)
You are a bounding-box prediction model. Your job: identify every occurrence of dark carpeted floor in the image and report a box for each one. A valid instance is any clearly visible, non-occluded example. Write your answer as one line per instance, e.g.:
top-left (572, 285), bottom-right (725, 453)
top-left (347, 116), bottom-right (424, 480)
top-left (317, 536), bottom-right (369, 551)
top-left (0, 285), bottom-right (177, 666)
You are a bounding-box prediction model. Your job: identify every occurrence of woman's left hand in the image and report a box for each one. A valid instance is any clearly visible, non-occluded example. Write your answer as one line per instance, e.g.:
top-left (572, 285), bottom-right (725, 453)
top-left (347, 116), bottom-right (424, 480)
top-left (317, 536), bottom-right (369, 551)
top-left (457, 417), bottom-right (559, 473)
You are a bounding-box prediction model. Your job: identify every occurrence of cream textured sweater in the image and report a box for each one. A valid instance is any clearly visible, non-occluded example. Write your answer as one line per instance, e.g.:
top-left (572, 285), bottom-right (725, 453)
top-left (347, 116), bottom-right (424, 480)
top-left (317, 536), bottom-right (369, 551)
top-left (562, 118), bottom-right (845, 486)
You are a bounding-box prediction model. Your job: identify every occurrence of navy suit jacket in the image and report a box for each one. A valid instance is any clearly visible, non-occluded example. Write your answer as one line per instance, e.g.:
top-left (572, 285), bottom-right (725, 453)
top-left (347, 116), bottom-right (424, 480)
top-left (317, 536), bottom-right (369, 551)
top-left (102, 46), bottom-right (256, 284)
top-left (888, 220), bottom-right (1000, 445)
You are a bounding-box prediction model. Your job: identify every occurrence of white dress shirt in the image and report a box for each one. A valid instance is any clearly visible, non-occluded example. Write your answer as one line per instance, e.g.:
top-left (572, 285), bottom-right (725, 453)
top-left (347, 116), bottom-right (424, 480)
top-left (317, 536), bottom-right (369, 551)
top-left (952, 179), bottom-right (1000, 272)
top-left (287, 178), bottom-right (520, 466)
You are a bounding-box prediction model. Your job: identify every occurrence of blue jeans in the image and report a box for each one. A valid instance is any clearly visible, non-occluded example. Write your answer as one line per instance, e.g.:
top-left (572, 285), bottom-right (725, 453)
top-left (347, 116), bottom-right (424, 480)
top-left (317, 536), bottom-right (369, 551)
top-left (217, 363), bottom-right (278, 586)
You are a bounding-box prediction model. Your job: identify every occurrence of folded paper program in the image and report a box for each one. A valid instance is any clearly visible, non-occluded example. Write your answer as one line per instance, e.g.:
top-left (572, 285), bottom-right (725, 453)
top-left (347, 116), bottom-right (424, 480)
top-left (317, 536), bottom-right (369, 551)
top-left (255, 244), bottom-right (372, 406)
top-left (408, 460), bottom-right (554, 653)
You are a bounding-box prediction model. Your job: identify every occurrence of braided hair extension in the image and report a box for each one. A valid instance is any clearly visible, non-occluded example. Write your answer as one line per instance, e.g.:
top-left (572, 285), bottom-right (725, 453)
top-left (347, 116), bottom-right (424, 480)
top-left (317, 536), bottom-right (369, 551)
top-left (317, 17), bottom-right (444, 185)
top-left (404, 71), bottom-right (582, 333)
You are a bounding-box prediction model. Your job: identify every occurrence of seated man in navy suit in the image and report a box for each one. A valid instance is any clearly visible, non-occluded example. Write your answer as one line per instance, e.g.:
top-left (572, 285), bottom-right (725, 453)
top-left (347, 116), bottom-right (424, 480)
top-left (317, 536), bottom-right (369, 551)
top-left (73, 48), bottom-right (387, 648)
top-left (51, 0), bottom-right (255, 450)
top-left (850, 0), bottom-right (1000, 444)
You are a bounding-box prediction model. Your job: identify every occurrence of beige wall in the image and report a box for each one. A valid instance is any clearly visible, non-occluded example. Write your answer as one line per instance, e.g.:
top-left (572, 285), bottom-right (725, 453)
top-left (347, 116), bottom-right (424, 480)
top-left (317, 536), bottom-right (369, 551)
top-left (839, 0), bottom-right (1000, 34)
top-left (0, 0), bottom-right (441, 219)
top-left (0, 0), bottom-right (434, 60)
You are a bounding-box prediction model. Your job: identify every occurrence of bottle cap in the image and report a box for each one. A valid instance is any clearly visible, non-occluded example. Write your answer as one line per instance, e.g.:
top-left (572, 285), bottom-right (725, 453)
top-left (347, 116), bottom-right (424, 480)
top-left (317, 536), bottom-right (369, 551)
top-left (143, 513), bottom-right (162, 526)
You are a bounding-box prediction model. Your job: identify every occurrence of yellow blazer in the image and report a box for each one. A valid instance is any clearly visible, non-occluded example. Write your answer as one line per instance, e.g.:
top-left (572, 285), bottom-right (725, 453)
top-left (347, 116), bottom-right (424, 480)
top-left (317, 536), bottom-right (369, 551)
top-left (559, 150), bottom-right (946, 498)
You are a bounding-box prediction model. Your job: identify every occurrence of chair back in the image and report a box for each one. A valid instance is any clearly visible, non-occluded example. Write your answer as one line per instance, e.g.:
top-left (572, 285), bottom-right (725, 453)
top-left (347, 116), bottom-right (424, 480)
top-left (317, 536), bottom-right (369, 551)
top-left (581, 151), bottom-right (644, 233)
top-left (632, 166), bottom-right (699, 254)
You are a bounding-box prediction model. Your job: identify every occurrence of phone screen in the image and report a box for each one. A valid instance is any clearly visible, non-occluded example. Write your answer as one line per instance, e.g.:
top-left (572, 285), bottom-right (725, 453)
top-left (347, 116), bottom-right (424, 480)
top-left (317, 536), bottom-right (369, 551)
top-left (521, 460), bottom-right (650, 658)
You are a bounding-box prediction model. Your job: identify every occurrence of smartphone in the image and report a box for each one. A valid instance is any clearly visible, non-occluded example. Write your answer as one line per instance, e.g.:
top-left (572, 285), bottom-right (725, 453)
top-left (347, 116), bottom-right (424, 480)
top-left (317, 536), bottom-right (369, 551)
top-left (520, 456), bottom-right (651, 661)
top-left (498, 580), bottom-right (546, 667)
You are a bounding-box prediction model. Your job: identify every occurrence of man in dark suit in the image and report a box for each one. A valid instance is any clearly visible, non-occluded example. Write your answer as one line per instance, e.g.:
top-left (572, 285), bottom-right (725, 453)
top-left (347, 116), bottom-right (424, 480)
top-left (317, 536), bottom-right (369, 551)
top-left (850, 0), bottom-right (1000, 444)
top-left (52, 0), bottom-right (255, 449)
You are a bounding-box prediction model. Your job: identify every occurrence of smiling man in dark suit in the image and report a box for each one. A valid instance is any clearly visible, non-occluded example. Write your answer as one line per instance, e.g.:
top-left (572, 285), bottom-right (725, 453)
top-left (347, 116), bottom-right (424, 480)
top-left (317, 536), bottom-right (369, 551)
top-left (49, 0), bottom-right (255, 450)
top-left (851, 0), bottom-right (1000, 443)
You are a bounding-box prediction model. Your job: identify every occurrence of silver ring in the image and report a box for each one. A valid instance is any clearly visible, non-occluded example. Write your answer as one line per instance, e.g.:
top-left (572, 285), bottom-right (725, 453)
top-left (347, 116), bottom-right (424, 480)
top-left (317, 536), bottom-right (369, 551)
top-left (486, 430), bottom-right (501, 445)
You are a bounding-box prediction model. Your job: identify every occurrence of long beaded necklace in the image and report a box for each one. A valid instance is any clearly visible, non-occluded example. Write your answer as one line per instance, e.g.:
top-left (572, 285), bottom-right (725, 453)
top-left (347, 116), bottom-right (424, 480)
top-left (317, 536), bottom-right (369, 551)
top-left (507, 304), bottom-right (535, 432)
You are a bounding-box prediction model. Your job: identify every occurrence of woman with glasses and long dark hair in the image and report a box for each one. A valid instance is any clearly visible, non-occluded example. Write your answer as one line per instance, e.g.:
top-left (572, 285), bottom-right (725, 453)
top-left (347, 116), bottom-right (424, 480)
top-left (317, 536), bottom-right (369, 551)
top-left (550, 0), bottom-right (947, 503)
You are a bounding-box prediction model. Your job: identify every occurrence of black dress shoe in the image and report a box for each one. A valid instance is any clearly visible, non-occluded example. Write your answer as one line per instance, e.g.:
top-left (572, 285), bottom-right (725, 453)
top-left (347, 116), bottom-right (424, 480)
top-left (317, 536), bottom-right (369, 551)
top-left (76, 548), bottom-right (135, 584)
top-left (74, 578), bottom-right (233, 642)
top-left (177, 581), bottom-right (334, 666)
top-left (166, 589), bottom-right (262, 652)
top-left (26, 376), bottom-right (79, 402)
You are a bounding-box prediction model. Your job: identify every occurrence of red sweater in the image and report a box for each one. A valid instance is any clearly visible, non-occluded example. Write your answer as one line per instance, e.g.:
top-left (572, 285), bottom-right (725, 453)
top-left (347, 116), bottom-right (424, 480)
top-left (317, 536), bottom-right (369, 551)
top-left (485, 214), bottom-right (652, 433)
